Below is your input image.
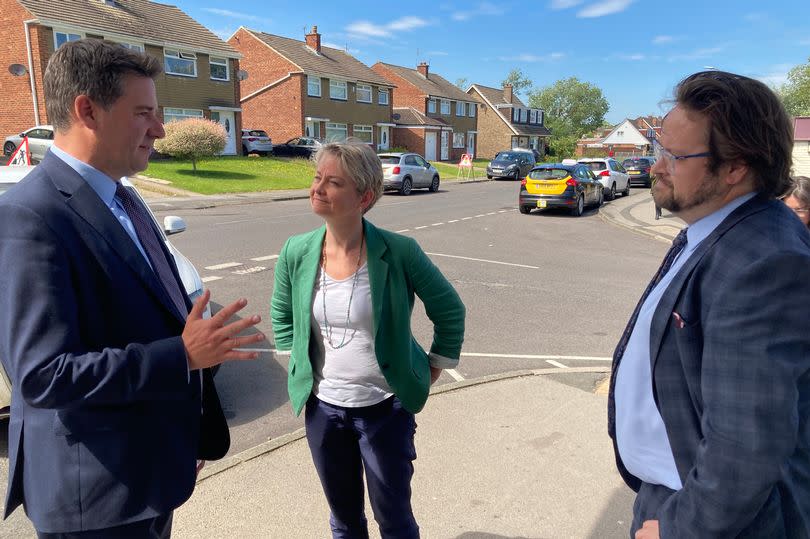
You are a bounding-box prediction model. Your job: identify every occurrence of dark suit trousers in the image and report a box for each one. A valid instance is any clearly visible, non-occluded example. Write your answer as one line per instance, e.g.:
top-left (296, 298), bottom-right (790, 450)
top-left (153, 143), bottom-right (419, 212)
top-left (37, 513), bottom-right (172, 539)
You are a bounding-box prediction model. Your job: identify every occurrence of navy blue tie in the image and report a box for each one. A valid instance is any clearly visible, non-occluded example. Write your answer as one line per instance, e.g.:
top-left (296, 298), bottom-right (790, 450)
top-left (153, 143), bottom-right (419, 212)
top-left (116, 182), bottom-right (188, 319)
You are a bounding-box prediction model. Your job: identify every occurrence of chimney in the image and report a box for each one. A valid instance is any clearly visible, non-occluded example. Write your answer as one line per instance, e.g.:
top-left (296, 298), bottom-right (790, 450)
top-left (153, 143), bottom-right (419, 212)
top-left (503, 83), bottom-right (513, 104)
top-left (305, 25), bottom-right (321, 53)
top-left (417, 62), bottom-right (429, 79)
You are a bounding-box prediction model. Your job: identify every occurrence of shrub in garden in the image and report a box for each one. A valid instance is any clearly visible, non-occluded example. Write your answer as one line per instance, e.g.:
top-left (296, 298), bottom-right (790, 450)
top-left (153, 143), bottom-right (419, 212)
top-left (154, 118), bottom-right (226, 173)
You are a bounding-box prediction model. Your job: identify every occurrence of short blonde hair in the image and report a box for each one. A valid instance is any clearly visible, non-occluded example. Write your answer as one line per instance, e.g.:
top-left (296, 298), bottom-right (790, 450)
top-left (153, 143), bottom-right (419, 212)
top-left (314, 138), bottom-right (383, 213)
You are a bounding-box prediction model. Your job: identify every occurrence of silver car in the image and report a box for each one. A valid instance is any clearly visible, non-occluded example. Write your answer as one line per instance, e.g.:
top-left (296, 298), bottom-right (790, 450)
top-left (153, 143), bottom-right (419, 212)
top-left (578, 157), bottom-right (631, 201)
top-left (4, 125), bottom-right (54, 163)
top-left (0, 169), bottom-right (210, 419)
top-left (379, 152), bottom-right (441, 196)
top-left (241, 128), bottom-right (273, 155)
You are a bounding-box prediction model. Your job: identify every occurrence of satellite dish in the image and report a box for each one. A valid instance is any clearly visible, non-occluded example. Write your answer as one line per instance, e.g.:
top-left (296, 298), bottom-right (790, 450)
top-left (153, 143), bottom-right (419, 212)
top-left (392, 113), bottom-right (400, 121)
top-left (8, 64), bottom-right (27, 76)
top-left (237, 69), bottom-right (248, 81)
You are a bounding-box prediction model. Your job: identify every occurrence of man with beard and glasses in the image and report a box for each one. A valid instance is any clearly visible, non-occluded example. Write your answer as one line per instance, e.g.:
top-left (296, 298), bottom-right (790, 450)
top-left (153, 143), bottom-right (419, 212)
top-left (607, 71), bottom-right (810, 538)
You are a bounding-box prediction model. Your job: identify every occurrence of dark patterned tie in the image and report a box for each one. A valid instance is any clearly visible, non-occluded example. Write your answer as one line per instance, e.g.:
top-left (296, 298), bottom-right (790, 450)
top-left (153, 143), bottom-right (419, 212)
top-left (608, 228), bottom-right (688, 435)
top-left (116, 182), bottom-right (188, 319)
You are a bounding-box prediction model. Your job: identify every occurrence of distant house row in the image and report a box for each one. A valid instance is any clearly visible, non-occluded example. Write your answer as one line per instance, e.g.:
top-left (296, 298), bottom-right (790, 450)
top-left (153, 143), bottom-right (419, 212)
top-left (575, 116), bottom-right (662, 158)
top-left (0, 0), bottom-right (551, 161)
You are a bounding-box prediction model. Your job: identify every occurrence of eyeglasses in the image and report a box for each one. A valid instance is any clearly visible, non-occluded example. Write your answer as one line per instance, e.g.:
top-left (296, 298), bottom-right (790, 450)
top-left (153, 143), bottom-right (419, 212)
top-left (653, 141), bottom-right (711, 174)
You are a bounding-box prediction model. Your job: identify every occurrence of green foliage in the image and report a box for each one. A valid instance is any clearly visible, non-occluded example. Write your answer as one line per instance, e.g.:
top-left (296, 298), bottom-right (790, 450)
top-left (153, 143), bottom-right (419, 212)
top-left (545, 135), bottom-right (578, 160)
top-left (500, 68), bottom-right (532, 96)
top-left (527, 77), bottom-right (610, 139)
top-left (153, 118), bottom-right (226, 173)
top-left (780, 57), bottom-right (810, 116)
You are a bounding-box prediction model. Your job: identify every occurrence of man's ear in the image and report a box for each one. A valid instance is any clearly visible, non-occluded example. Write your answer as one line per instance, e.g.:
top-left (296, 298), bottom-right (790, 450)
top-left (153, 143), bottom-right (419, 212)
top-left (724, 159), bottom-right (750, 187)
top-left (73, 95), bottom-right (98, 129)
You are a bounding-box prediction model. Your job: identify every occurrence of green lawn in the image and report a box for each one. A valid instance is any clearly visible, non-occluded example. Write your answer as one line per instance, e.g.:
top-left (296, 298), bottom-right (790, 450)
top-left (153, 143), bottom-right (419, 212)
top-left (430, 158), bottom-right (489, 179)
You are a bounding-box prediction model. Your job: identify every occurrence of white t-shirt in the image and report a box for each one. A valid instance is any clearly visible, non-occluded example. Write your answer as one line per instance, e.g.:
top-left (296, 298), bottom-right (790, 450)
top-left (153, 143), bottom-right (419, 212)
top-left (310, 263), bottom-right (393, 407)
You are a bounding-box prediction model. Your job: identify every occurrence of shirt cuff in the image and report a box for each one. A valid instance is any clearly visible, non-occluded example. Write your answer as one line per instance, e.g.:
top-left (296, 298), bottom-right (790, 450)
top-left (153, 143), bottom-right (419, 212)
top-left (429, 352), bottom-right (458, 369)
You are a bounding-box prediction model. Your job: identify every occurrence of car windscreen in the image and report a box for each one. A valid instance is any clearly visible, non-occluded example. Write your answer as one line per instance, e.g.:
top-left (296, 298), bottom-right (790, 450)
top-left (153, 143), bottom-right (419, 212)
top-left (245, 130), bottom-right (268, 137)
top-left (494, 152), bottom-right (520, 162)
top-left (529, 168), bottom-right (570, 180)
top-left (378, 156), bottom-right (401, 165)
top-left (624, 158), bottom-right (652, 167)
top-left (581, 162), bottom-right (607, 172)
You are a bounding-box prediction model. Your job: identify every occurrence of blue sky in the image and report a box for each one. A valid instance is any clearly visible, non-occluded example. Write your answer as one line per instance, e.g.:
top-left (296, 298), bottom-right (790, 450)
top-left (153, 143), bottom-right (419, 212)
top-left (174, 0), bottom-right (810, 124)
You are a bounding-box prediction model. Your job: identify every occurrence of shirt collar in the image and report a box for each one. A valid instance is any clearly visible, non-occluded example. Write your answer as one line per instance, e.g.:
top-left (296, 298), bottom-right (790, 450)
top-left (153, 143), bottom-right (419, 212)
top-left (49, 145), bottom-right (121, 208)
top-left (684, 192), bottom-right (758, 249)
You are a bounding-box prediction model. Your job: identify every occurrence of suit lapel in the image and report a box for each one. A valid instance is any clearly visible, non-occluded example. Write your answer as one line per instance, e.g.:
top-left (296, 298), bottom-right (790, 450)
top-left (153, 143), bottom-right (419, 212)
top-left (364, 219), bottom-right (388, 337)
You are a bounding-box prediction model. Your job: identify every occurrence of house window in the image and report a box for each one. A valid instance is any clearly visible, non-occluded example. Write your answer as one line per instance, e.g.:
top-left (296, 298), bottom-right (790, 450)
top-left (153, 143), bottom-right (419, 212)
top-left (378, 88), bottom-right (389, 105)
top-left (163, 107), bottom-right (204, 123)
top-left (353, 124), bottom-right (373, 144)
top-left (520, 109), bottom-right (528, 123)
top-left (512, 108), bottom-right (519, 122)
top-left (330, 80), bottom-right (347, 100)
top-left (164, 49), bottom-right (197, 77)
top-left (456, 101), bottom-right (465, 116)
top-left (468, 103), bottom-right (476, 117)
top-left (452, 132), bottom-right (465, 148)
top-left (538, 111), bottom-right (544, 125)
top-left (326, 122), bottom-right (348, 142)
top-left (54, 30), bottom-right (82, 50)
top-left (530, 110), bottom-right (537, 124)
top-left (440, 100), bottom-right (450, 115)
top-left (427, 99), bottom-right (436, 113)
top-left (308, 75), bottom-right (321, 97)
top-left (116, 41), bottom-right (144, 52)
top-left (209, 57), bottom-right (229, 81)
top-left (356, 84), bottom-right (372, 103)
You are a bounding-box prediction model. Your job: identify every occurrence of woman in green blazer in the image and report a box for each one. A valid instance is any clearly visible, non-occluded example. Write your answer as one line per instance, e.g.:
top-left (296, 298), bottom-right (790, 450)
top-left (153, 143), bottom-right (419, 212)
top-left (271, 140), bottom-right (465, 538)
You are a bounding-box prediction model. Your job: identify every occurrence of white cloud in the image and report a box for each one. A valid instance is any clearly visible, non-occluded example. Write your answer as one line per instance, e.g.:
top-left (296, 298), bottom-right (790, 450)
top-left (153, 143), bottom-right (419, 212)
top-left (652, 35), bottom-right (673, 45)
top-left (211, 27), bottom-right (236, 41)
top-left (754, 63), bottom-right (793, 88)
top-left (322, 42), bottom-right (361, 55)
top-left (388, 16), bottom-right (430, 31)
top-left (618, 53), bottom-right (645, 61)
top-left (577, 0), bottom-right (635, 18)
top-left (550, 52), bottom-right (566, 60)
top-left (498, 52), bottom-right (565, 62)
top-left (346, 21), bottom-right (390, 38)
top-left (426, 50), bottom-right (449, 56)
top-left (550, 0), bottom-right (584, 9)
top-left (452, 2), bottom-right (505, 20)
top-left (346, 16), bottom-right (430, 38)
top-left (201, 8), bottom-right (271, 24)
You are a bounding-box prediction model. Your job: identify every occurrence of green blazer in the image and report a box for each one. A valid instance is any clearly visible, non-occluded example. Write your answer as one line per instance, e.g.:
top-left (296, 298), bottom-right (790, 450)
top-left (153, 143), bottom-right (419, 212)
top-left (271, 219), bottom-right (466, 416)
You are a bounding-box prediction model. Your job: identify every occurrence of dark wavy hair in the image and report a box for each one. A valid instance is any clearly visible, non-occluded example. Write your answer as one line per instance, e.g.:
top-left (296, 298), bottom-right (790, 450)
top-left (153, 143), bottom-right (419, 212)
top-left (675, 71), bottom-right (793, 198)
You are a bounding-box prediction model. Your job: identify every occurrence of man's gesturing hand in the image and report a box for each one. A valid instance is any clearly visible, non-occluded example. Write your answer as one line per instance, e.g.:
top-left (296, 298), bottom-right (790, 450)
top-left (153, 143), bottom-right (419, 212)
top-left (182, 290), bottom-right (264, 370)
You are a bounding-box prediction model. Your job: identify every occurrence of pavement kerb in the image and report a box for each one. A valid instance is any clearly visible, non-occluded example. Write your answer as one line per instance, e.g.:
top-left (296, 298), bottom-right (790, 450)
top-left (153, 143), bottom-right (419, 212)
top-left (196, 365), bottom-right (610, 484)
top-left (599, 197), bottom-right (675, 244)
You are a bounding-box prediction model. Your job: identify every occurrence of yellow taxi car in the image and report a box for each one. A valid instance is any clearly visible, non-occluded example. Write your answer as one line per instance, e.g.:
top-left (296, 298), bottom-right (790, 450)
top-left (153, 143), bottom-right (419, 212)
top-left (519, 162), bottom-right (604, 216)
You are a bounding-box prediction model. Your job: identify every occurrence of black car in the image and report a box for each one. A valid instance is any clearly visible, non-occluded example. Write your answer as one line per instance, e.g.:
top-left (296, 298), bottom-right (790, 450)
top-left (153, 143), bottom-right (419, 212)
top-left (622, 156), bottom-right (656, 187)
top-left (519, 163), bottom-right (603, 217)
top-left (272, 137), bottom-right (322, 158)
top-left (486, 151), bottom-right (535, 180)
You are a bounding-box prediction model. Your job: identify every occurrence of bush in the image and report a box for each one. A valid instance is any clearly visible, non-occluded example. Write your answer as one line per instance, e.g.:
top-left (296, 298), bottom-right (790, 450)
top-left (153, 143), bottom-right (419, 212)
top-left (154, 118), bottom-right (226, 173)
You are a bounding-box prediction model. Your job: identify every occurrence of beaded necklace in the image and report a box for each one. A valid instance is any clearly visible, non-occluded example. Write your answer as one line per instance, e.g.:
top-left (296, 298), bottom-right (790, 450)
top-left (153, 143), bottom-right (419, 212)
top-left (320, 231), bottom-right (365, 349)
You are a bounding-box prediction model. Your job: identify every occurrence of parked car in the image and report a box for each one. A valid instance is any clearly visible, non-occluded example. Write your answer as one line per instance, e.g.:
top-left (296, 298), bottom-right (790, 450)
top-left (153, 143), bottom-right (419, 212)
top-left (379, 152), bottom-right (440, 195)
top-left (519, 162), bottom-right (603, 216)
top-left (272, 136), bottom-right (322, 158)
top-left (511, 147), bottom-right (542, 161)
top-left (0, 169), bottom-right (210, 419)
top-left (578, 157), bottom-right (631, 200)
top-left (4, 125), bottom-right (54, 163)
top-left (486, 150), bottom-right (535, 180)
top-left (622, 156), bottom-right (656, 187)
top-left (241, 128), bottom-right (273, 155)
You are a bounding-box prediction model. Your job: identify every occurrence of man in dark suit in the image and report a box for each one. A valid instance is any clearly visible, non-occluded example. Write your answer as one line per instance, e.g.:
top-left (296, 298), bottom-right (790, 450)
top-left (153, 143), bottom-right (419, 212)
top-left (608, 71), bottom-right (810, 538)
top-left (0, 39), bottom-right (264, 537)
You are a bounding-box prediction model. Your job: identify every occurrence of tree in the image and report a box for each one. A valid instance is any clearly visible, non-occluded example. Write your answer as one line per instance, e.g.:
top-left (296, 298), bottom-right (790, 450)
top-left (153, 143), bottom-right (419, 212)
top-left (154, 118), bottom-right (226, 173)
top-left (455, 77), bottom-right (469, 90)
top-left (780, 57), bottom-right (810, 117)
top-left (527, 77), bottom-right (609, 140)
top-left (500, 68), bottom-right (532, 96)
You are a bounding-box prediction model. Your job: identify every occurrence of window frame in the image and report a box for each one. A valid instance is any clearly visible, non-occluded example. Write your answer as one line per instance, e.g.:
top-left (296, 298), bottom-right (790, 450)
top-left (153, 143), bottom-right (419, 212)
top-left (54, 29), bottom-right (82, 50)
top-left (307, 75), bottom-right (322, 97)
top-left (329, 79), bottom-right (348, 101)
top-left (353, 124), bottom-right (373, 144)
top-left (164, 49), bottom-right (198, 78)
top-left (427, 99), bottom-right (436, 114)
top-left (209, 56), bottom-right (229, 81)
top-left (456, 101), bottom-right (465, 116)
top-left (163, 107), bottom-right (204, 123)
top-left (325, 122), bottom-right (348, 142)
top-left (452, 132), bottom-right (465, 148)
top-left (468, 103), bottom-right (476, 117)
top-left (356, 83), bottom-right (372, 103)
top-left (440, 99), bottom-right (451, 115)
top-left (378, 88), bottom-right (389, 105)
top-left (116, 41), bottom-right (144, 52)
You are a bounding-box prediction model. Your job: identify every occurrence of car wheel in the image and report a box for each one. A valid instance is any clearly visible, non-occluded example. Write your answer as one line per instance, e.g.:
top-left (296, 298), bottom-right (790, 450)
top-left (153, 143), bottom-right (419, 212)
top-left (597, 189), bottom-right (604, 207)
top-left (487, 175), bottom-right (492, 179)
top-left (513, 170), bottom-right (520, 180)
top-left (519, 205), bottom-right (532, 214)
top-left (4, 142), bottom-right (16, 156)
top-left (607, 183), bottom-right (616, 201)
top-left (429, 175), bottom-right (440, 192)
top-left (400, 177), bottom-right (413, 196)
top-left (571, 194), bottom-right (584, 217)
top-left (622, 181), bottom-right (631, 197)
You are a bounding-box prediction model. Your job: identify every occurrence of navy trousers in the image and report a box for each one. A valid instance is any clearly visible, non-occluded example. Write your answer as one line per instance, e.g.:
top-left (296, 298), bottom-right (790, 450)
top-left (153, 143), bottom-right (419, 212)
top-left (305, 394), bottom-right (420, 539)
top-left (37, 513), bottom-right (173, 539)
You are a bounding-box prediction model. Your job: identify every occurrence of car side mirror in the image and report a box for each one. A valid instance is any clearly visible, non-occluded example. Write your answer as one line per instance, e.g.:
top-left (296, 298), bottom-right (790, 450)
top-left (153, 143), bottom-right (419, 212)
top-left (163, 215), bottom-right (187, 235)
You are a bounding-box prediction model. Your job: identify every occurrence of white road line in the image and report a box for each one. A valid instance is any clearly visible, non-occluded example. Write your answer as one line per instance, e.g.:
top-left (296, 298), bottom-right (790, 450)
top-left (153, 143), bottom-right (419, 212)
top-left (201, 276), bottom-right (223, 283)
top-left (233, 266), bottom-right (267, 275)
top-left (461, 352), bottom-right (611, 361)
top-left (414, 225), bottom-right (428, 230)
top-left (205, 262), bottom-right (242, 270)
top-left (445, 369), bottom-right (465, 381)
top-left (447, 219), bottom-right (459, 223)
top-left (396, 228), bottom-right (410, 233)
top-left (214, 219), bottom-right (256, 226)
top-left (461, 216), bottom-right (473, 220)
top-left (498, 210), bottom-right (507, 213)
top-left (475, 214), bottom-right (486, 218)
top-left (431, 222), bottom-right (444, 226)
top-left (546, 360), bottom-right (568, 369)
top-left (425, 252), bottom-right (539, 269)
top-left (251, 255), bottom-right (279, 261)
top-left (486, 212), bottom-right (496, 215)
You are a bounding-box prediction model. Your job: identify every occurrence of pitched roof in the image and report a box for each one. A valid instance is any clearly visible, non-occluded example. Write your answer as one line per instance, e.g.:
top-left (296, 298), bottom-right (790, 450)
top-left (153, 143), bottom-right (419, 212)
top-left (469, 83), bottom-right (551, 137)
top-left (513, 124), bottom-right (552, 137)
top-left (18, 0), bottom-right (238, 56)
top-left (244, 29), bottom-right (392, 87)
top-left (392, 107), bottom-right (447, 127)
top-left (470, 83), bottom-right (526, 107)
top-left (377, 62), bottom-right (470, 101)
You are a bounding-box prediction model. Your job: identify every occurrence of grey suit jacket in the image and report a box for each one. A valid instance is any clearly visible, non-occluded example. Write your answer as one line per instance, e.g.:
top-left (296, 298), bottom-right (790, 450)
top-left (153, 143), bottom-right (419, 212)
top-left (609, 195), bottom-right (810, 538)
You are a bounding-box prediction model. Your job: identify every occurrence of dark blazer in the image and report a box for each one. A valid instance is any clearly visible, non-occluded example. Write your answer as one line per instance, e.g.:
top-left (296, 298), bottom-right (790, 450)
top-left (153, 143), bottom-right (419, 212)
top-left (0, 153), bottom-right (229, 533)
top-left (609, 195), bottom-right (810, 538)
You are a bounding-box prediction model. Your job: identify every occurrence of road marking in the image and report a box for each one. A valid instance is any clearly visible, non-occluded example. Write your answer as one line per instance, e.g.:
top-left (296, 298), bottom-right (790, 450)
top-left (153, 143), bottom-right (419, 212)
top-left (396, 228), bottom-right (410, 233)
top-left (426, 252), bottom-right (539, 269)
top-left (414, 225), bottom-right (428, 230)
top-left (498, 210), bottom-right (507, 213)
top-left (475, 214), bottom-right (486, 218)
top-left (233, 266), bottom-right (267, 275)
top-left (205, 262), bottom-right (242, 270)
top-left (447, 219), bottom-right (459, 223)
top-left (431, 222), bottom-right (444, 226)
top-left (461, 352), bottom-right (611, 361)
top-left (445, 369), bottom-right (464, 381)
top-left (251, 254), bottom-right (279, 261)
top-left (546, 360), bottom-right (568, 369)
top-left (201, 276), bottom-right (223, 283)
top-left (486, 212), bottom-right (496, 215)
top-left (461, 216), bottom-right (473, 220)
top-left (214, 219), bottom-right (257, 226)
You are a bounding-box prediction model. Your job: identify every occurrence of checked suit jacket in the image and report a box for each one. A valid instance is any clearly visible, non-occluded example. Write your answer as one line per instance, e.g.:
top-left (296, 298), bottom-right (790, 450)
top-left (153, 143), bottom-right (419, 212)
top-left (0, 153), bottom-right (229, 533)
top-left (608, 194), bottom-right (810, 538)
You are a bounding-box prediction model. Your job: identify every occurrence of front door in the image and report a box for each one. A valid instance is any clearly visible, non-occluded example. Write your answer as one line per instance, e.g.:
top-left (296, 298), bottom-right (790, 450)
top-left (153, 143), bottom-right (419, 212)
top-left (211, 111), bottom-right (236, 155)
top-left (466, 132), bottom-right (475, 157)
top-left (305, 120), bottom-right (321, 139)
top-left (425, 131), bottom-right (437, 161)
top-left (440, 131), bottom-right (449, 161)
top-left (378, 126), bottom-right (390, 151)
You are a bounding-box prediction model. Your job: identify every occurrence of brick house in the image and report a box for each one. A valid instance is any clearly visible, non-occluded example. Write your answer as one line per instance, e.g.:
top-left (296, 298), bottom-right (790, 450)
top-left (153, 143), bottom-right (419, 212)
top-left (372, 62), bottom-right (477, 162)
top-left (228, 26), bottom-right (395, 151)
top-left (466, 83), bottom-right (550, 159)
top-left (0, 0), bottom-right (243, 154)
top-left (575, 116), bottom-right (661, 157)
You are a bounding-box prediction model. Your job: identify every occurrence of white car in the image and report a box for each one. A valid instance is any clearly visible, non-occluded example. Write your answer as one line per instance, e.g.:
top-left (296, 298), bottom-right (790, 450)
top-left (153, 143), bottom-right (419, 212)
top-left (379, 152), bottom-right (441, 195)
top-left (3, 125), bottom-right (55, 163)
top-left (0, 168), bottom-right (209, 419)
top-left (578, 157), bottom-right (630, 201)
top-left (241, 128), bottom-right (273, 155)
